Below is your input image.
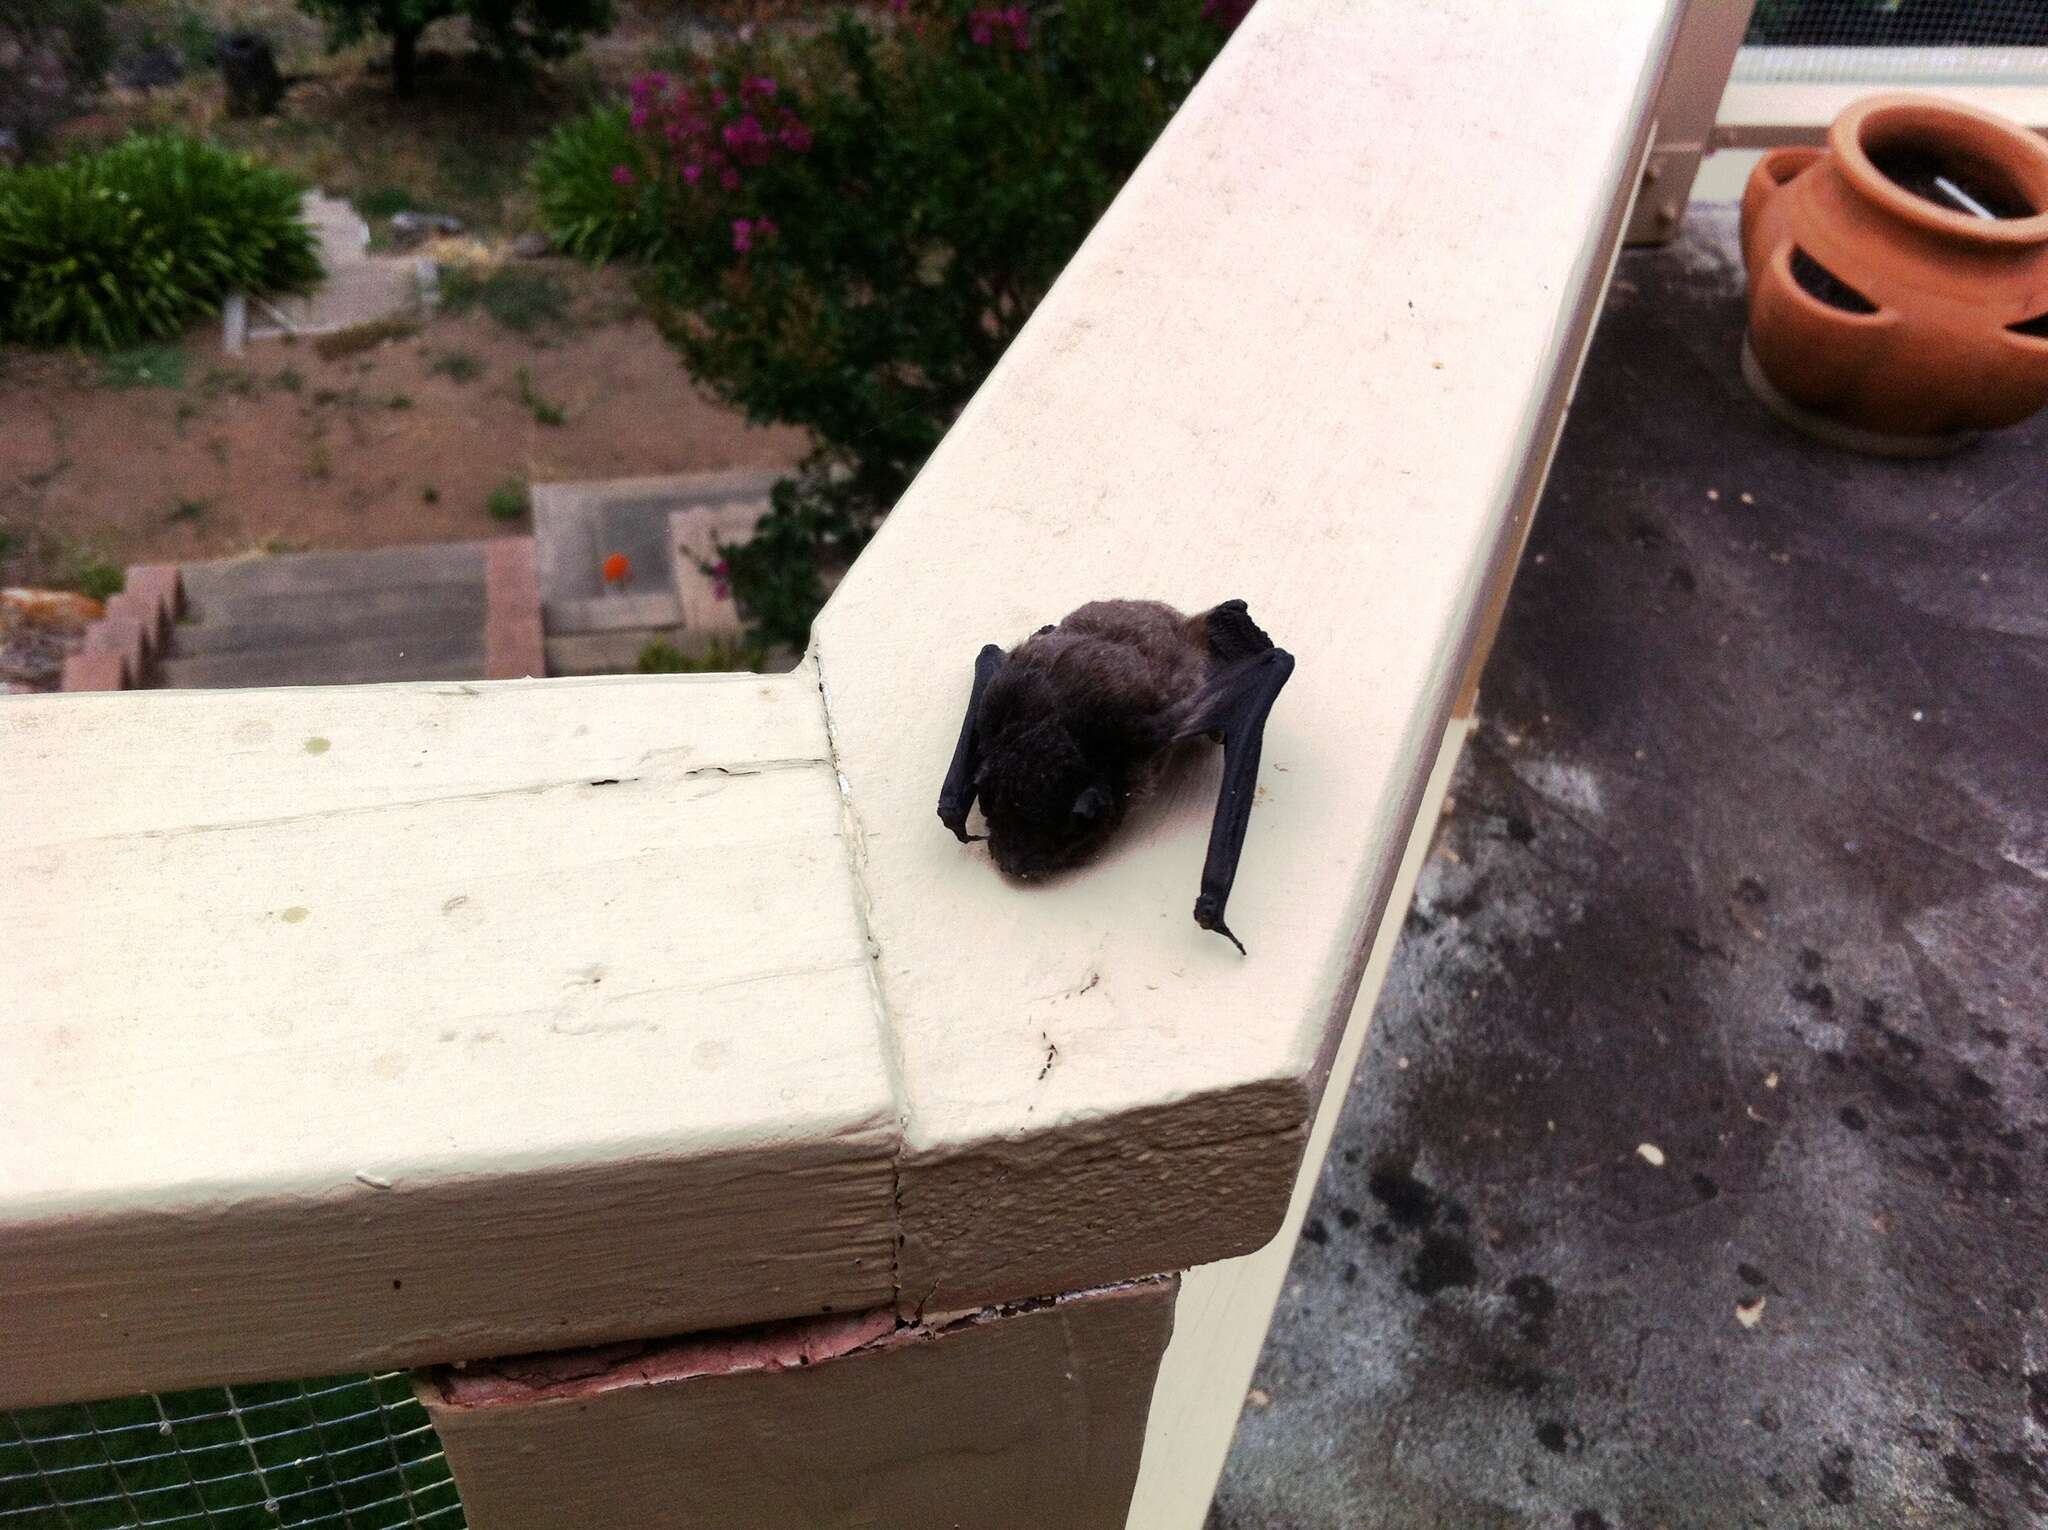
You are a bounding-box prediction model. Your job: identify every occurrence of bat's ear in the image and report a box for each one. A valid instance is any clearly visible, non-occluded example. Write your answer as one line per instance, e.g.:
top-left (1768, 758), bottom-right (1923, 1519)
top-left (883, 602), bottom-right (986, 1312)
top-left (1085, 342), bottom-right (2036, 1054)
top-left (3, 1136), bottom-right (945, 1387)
top-left (1071, 784), bottom-right (1111, 821)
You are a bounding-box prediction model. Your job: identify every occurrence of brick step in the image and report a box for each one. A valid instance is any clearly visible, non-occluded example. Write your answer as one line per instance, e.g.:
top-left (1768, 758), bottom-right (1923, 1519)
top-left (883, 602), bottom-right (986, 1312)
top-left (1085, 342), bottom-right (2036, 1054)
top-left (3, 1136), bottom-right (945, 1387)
top-left (155, 632), bottom-right (483, 690)
top-left (179, 543), bottom-right (491, 605)
top-left (171, 583), bottom-right (486, 657)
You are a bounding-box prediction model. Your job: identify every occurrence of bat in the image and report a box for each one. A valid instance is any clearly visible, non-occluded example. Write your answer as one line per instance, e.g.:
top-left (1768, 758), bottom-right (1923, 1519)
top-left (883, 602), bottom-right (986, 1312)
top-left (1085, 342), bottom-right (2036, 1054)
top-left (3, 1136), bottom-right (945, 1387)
top-left (937, 599), bottom-right (1295, 953)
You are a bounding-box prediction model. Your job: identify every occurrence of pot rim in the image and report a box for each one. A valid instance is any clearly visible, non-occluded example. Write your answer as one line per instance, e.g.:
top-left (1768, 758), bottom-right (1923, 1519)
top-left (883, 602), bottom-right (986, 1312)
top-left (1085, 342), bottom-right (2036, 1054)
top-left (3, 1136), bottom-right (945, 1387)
top-left (1829, 92), bottom-right (2048, 246)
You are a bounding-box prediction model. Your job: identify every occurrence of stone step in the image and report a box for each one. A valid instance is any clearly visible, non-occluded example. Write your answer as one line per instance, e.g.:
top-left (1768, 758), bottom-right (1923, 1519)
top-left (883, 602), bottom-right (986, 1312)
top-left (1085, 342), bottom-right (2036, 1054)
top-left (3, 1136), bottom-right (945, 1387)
top-left (170, 583), bottom-right (486, 657)
top-left (181, 543), bottom-right (491, 605)
top-left (156, 633), bottom-right (482, 690)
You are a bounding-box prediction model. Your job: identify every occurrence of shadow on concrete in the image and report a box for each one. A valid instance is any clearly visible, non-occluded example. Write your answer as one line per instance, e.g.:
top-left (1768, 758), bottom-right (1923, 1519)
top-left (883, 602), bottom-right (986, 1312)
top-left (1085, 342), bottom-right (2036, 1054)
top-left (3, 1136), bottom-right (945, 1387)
top-left (1212, 207), bottom-right (2047, 1530)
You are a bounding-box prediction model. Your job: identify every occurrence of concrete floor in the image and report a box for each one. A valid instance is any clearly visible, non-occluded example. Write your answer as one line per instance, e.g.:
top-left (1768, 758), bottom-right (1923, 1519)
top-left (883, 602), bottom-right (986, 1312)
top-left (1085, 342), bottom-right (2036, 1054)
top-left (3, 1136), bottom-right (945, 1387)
top-left (1211, 207), bottom-right (2047, 1529)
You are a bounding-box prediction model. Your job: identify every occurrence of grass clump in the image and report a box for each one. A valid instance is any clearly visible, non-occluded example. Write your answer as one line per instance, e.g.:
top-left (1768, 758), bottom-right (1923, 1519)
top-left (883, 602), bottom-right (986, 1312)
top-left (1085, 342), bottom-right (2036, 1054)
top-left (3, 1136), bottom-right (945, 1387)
top-left (440, 263), bottom-right (569, 334)
top-left (355, 185), bottom-right (415, 219)
top-left (515, 366), bottom-right (566, 425)
top-left (100, 344), bottom-right (188, 389)
top-left (0, 133), bottom-right (321, 349)
top-left (485, 479), bottom-right (527, 520)
top-left (313, 315), bottom-right (420, 360)
top-left (637, 637), bottom-right (766, 674)
top-left (65, 549), bottom-right (124, 600)
top-left (430, 349), bottom-right (484, 382)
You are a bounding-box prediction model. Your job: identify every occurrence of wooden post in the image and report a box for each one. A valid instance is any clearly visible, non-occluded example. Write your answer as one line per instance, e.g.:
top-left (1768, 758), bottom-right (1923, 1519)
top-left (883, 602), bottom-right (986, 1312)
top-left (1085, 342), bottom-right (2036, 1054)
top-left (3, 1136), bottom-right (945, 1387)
top-left (1627, 0), bottom-right (1759, 246)
top-left (424, 1282), bottom-right (1177, 1530)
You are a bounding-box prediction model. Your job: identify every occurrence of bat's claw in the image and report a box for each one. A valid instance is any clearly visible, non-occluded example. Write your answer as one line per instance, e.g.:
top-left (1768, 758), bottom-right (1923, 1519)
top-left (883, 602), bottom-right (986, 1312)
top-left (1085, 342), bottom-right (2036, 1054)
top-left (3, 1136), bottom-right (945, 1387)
top-left (938, 799), bottom-right (975, 843)
top-left (1193, 894), bottom-right (1248, 955)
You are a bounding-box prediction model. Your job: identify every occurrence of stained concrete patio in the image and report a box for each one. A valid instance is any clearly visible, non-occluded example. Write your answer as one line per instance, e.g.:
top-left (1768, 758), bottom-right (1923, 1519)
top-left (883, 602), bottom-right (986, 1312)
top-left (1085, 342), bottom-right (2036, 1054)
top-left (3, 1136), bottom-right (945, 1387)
top-left (1212, 206), bottom-right (2047, 1528)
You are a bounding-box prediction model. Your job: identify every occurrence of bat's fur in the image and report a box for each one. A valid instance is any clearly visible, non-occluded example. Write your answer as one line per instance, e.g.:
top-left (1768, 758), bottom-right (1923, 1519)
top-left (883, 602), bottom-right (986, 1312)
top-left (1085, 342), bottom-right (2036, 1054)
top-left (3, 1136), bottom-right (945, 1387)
top-left (940, 596), bottom-right (1293, 949)
top-left (971, 600), bottom-right (1218, 881)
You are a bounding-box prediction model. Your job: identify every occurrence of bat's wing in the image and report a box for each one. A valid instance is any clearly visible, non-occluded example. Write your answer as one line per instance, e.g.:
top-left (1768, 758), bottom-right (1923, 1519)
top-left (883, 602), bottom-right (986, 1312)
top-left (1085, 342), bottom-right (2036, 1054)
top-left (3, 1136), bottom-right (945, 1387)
top-left (937, 643), bottom-right (1006, 842)
top-left (1173, 615), bottom-right (1294, 953)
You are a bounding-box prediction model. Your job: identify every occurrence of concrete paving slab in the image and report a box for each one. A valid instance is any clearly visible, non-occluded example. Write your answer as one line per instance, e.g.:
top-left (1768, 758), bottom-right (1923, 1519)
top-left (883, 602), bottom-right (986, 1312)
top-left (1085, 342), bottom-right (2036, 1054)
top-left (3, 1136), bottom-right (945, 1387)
top-left (532, 470), bottom-right (779, 623)
top-left (240, 193), bottom-right (426, 344)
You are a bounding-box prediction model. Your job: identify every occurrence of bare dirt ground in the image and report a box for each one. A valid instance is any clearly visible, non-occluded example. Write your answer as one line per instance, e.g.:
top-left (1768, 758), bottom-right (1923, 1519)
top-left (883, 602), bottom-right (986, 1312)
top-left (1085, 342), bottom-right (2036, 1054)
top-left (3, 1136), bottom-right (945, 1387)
top-left (0, 262), bottom-right (805, 588)
top-left (3, 0), bottom-right (821, 595)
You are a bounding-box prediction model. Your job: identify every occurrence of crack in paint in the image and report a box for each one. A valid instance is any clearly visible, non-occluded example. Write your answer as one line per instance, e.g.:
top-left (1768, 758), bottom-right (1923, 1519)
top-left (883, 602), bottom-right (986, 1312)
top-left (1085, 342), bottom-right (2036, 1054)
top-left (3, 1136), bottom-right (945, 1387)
top-left (809, 648), bottom-right (914, 1319)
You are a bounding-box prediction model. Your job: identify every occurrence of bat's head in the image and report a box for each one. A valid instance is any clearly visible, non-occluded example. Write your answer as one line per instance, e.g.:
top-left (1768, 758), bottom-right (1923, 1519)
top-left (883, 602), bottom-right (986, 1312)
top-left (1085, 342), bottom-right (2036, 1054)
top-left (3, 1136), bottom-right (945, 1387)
top-left (976, 736), bottom-right (1122, 880)
top-left (974, 679), bottom-right (1124, 881)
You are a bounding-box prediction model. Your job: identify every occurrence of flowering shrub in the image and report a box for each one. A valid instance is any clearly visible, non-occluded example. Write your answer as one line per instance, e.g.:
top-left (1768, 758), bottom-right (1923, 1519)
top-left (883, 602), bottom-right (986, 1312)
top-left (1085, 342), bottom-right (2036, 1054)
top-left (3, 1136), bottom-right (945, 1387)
top-left (578, 0), bottom-right (1240, 647)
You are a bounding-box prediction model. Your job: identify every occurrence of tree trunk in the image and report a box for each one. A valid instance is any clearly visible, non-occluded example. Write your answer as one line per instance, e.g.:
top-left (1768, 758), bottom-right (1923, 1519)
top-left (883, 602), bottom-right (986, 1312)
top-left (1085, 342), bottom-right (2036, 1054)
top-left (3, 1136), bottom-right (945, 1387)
top-left (391, 24), bottom-right (419, 97)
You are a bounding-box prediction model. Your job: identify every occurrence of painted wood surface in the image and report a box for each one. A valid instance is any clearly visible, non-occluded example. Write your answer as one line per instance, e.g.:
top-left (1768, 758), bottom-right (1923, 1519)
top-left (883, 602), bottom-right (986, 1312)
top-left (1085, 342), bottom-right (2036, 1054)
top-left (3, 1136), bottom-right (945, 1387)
top-left (0, 674), bottom-right (899, 1406)
top-left (424, 1280), bottom-right (1177, 1530)
top-left (814, 0), bottom-right (1682, 1316)
top-left (1, 0), bottom-right (1681, 1417)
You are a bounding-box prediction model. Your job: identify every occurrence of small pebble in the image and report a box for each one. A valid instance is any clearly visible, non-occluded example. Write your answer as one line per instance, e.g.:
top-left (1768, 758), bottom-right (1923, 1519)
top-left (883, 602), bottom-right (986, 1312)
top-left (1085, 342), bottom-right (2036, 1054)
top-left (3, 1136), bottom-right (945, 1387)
top-left (1636, 1143), bottom-right (1666, 1167)
top-left (1706, 488), bottom-right (1720, 501)
top-left (1739, 491), bottom-right (1755, 505)
top-left (1736, 1296), bottom-right (1766, 1328)
top-left (1764, 1072), bottom-right (1779, 1090)
top-left (1247, 1388), bottom-right (1273, 1409)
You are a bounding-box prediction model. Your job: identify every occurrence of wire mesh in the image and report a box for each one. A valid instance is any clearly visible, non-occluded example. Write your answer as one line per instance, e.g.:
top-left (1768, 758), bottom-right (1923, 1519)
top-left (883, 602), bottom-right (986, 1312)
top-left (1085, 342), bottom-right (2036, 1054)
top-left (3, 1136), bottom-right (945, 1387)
top-left (1739, 0), bottom-right (2048, 83)
top-left (1, 1375), bottom-right (464, 1530)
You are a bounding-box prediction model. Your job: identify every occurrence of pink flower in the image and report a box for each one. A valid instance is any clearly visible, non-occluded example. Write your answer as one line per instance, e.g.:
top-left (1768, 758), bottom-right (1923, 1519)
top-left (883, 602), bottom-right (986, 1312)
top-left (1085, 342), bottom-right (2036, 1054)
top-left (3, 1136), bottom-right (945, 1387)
top-left (719, 166), bottom-right (741, 191)
top-left (711, 558), bottom-right (732, 600)
top-left (742, 75), bottom-right (778, 102)
top-left (611, 164), bottom-right (636, 185)
top-left (1201, 0), bottom-right (1254, 30)
top-left (723, 114), bottom-right (771, 166)
top-left (968, 5), bottom-right (1030, 49)
top-left (731, 218), bottom-right (754, 253)
top-left (754, 217), bottom-right (778, 239)
top-left (777, 117), bottom-right (813, 153)
top-left (629, 103), bottom-right (649, 130)
top-left (681, 163), bottom-right (702, 185)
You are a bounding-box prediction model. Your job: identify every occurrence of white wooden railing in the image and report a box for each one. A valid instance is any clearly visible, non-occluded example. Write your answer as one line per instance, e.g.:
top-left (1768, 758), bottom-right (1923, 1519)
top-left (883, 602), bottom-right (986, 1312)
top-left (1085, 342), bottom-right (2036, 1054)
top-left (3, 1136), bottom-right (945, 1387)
top-left (1, 0), bottom-right (1688, 1523)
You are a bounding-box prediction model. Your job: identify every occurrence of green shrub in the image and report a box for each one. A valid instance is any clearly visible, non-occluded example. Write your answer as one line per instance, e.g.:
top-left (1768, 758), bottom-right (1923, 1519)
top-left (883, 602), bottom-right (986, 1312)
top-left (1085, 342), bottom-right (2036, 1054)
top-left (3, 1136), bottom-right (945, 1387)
top-left (531, 106), bottom-right (671, 262)
top-left (0, 134), bottom-right (321, 350)
top-left (616, 0), bottom-right (1235, 647)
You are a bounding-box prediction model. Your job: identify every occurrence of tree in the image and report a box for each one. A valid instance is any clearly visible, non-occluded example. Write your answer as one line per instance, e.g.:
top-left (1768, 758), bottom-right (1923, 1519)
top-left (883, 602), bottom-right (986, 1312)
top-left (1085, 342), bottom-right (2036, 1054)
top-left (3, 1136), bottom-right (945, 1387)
top-left (615, 0), bottom-right (1233, 645)
top-left (0, 0), bottom-right (113, 156)
top-left (297, 0), bottom-right (613, 96)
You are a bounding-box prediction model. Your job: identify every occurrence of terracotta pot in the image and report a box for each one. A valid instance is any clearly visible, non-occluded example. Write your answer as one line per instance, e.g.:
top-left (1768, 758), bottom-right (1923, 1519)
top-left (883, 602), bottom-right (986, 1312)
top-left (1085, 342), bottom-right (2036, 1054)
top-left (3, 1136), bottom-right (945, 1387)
top-left (1740, 92), bottom-right (2048, 454)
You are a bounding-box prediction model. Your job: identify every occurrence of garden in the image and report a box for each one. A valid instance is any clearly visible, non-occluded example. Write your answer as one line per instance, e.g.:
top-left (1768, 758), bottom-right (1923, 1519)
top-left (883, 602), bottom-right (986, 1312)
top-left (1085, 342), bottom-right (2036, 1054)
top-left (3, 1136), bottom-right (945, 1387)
top-left (1, 0), bottom-right (1249, 664)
